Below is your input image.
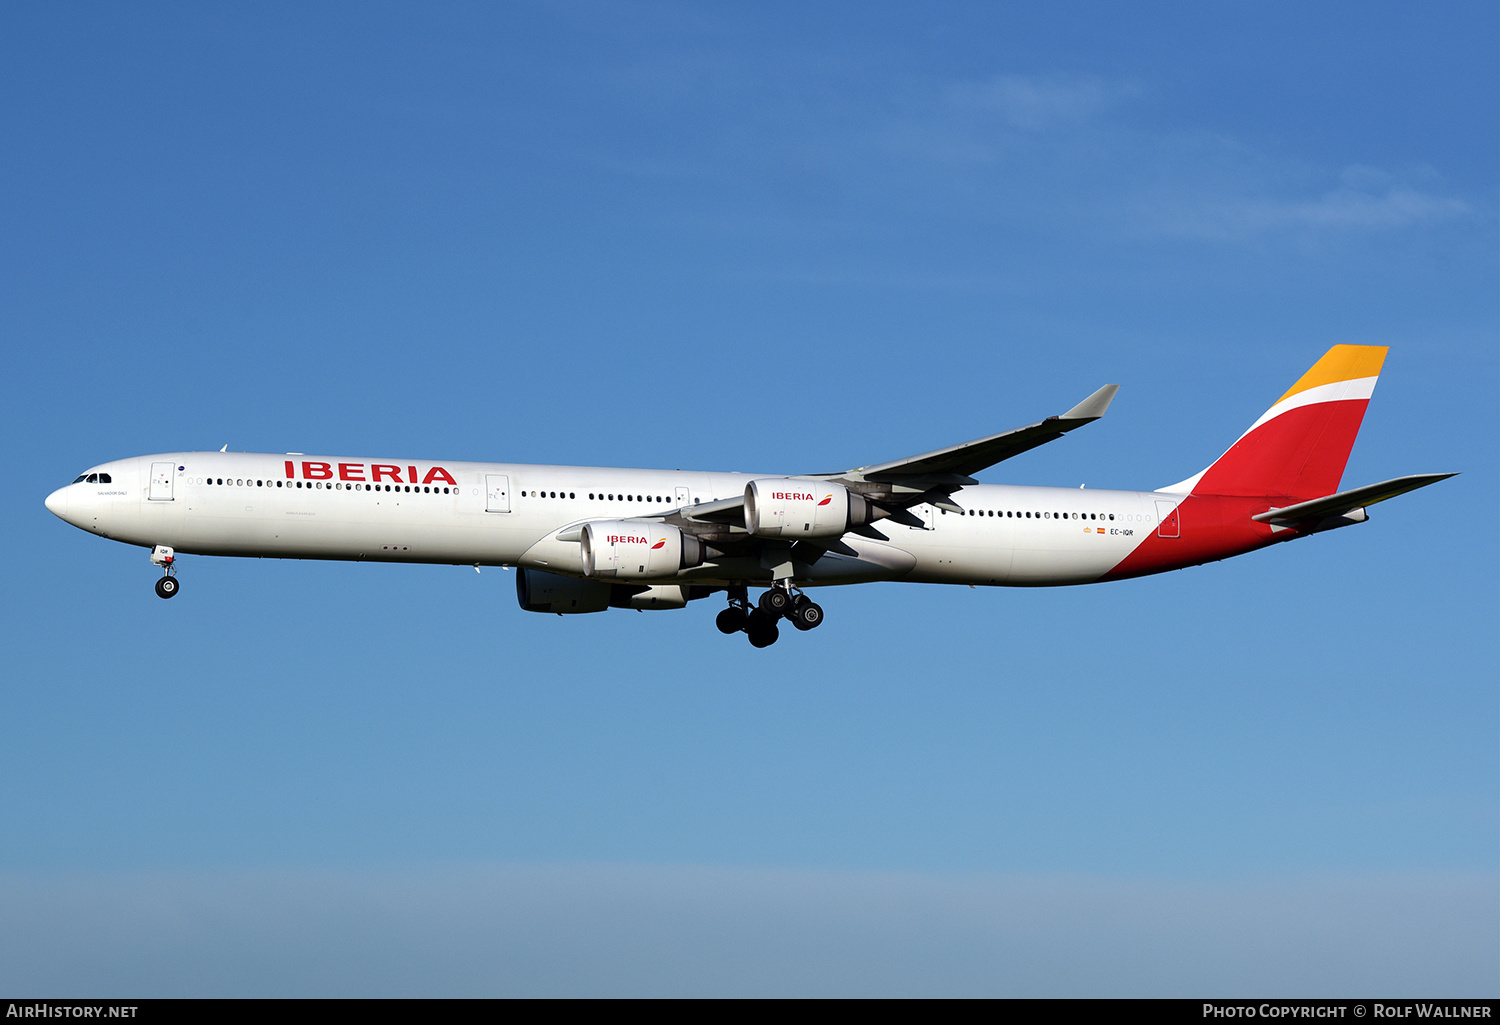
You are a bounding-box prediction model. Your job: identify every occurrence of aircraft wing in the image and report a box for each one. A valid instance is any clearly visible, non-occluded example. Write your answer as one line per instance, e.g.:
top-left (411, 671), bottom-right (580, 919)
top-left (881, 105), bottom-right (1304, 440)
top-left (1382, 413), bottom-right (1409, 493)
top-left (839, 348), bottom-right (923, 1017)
top-left (646, 384), bottom-right (1121, 541)
top-left (611, 384), bottom-right (1121, 556)
top-left (1251, 473), bottom-right (1457, 526)
top-left (842, 384), bottom-right (1119, 484)
top-left (552, 384), bottom-right (1123, 574)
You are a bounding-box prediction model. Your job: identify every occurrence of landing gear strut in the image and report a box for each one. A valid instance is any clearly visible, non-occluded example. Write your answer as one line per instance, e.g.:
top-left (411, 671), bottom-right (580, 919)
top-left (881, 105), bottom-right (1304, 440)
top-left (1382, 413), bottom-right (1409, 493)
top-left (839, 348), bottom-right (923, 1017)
top-left (716, 586), bottom-right (750, 635)
top-left (151, 545), bottom-right (179, 599)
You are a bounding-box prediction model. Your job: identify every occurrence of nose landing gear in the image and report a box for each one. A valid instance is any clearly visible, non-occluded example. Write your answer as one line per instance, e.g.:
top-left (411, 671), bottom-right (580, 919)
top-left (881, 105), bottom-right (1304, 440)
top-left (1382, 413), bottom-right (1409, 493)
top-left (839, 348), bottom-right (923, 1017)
top-left (717, 584), bottom-right (823, 647)
top-left (151, 545), bottom-right (179, 599)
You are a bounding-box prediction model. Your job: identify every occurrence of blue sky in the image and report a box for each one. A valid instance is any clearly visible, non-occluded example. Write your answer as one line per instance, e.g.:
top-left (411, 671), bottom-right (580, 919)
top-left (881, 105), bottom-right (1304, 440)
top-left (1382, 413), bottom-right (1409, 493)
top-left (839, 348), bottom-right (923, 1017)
top-left (2, 2), bottom-right (1496, 996)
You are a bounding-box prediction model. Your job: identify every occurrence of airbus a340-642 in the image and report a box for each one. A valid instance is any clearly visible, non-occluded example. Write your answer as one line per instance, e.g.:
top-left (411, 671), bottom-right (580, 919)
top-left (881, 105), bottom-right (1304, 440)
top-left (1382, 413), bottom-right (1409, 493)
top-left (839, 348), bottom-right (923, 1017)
top-left (46, 346), bottom-right (1452, 647)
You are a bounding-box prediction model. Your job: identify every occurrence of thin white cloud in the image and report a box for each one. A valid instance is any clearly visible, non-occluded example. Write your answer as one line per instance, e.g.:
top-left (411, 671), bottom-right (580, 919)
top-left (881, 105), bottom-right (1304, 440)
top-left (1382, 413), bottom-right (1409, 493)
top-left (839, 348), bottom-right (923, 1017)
top-left (945, 75), bottom-right (1131, 132)
top-left (0, 864), bottom-right (1493, 996)
top-left (1148, 176), bottom-right (1474, 240)
top-left (861, 74), bottom-right (1482, 242)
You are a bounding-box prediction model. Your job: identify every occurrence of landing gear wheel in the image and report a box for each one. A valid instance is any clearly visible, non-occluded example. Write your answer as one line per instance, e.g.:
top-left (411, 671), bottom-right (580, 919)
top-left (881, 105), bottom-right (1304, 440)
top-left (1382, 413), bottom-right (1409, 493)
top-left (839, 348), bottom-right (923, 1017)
top-left (759, 589), bottom-right (792, 615)
top-left (790, 600), bottom-right (823, 631)
top-left (716, 607), bottom-right (748, 635)
top-left (746, 609), bottom-right (780, 647)
top-left (155, 576), bottom-right (179, 599)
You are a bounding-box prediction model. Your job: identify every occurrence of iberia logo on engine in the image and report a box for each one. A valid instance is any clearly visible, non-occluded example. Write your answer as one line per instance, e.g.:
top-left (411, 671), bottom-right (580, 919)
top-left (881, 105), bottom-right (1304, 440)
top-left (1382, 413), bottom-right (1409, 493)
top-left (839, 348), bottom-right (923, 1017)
top-left (608, 535), bottom-right (649, 545)
top-left (772, 492), bottom-right (815, 501)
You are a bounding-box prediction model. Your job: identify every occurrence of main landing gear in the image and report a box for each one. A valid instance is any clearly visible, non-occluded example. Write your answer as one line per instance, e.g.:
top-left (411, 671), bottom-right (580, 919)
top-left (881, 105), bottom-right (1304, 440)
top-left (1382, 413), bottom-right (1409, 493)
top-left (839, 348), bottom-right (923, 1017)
top-left (151, 545), bottom-right (179, 599)
top-left (716, 584), bottom-right (823, 647)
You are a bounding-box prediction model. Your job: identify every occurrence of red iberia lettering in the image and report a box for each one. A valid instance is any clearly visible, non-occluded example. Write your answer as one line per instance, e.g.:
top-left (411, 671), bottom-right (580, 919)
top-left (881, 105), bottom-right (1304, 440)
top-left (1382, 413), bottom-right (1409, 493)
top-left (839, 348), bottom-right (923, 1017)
top-left (302, 461), bottom-right (332, 480)
top-left (371, 465), bottom-right (402, 482)
top-left (772, 492), bottom-right (814, 501)
top-left (284, 461), bottom-right (294, 478)
top-left (608, 535), bottom-right (648, 544)
top-left (338, 463), bottom-right (366, 481)
top-left (407, 466), bottom-right (418, 484)
top-left (422, 467), bottom-right (458, 486)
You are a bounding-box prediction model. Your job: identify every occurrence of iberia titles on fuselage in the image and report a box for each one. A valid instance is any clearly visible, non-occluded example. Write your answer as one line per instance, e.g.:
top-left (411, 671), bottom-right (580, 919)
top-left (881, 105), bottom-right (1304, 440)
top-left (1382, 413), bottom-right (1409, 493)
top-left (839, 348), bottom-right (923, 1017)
top-left (44, 346), bottom-right (1455, 648)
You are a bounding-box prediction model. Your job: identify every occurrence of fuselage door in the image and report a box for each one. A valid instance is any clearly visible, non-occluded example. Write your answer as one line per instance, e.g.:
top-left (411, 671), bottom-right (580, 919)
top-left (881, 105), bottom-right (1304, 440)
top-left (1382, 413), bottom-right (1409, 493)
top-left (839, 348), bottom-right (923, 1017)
top-left (674, 486), bottom-right (691, 509)
top-left (1155, 499), bottom-right (1181, 538)
top-left (486, 474), bottom-right (511, 513)
top-left (149, 462), bottom-right (174, 501)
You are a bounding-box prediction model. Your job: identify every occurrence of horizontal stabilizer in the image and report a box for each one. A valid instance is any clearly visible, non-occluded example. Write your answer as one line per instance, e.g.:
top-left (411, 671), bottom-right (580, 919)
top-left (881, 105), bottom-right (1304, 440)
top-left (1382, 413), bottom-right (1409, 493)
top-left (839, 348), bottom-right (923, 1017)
top-left (1251, 473), bottom-right (1457, 525)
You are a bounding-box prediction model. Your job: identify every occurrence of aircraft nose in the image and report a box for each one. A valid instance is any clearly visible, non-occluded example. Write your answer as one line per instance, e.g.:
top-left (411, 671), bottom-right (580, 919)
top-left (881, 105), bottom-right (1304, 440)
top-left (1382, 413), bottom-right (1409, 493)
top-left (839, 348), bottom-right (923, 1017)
top-left (45, 487), bottom-right (69, 520)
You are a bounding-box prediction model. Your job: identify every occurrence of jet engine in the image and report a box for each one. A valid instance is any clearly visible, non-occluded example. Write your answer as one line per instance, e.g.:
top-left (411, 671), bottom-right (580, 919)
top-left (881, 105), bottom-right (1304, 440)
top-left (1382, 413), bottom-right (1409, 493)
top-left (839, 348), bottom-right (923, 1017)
top-left (743, 479), bottom-right (877, 538)
top-left (516, 568), bottom-right (613, 614)
top-left (517, 570), bottom-right (697, 614)
top-left (580, 521), bottom-right (706, 579)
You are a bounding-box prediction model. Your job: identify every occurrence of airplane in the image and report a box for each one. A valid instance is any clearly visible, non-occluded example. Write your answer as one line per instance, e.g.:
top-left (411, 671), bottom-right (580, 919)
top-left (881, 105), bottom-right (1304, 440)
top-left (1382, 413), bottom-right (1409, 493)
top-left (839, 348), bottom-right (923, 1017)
top-left (45, 345), bottom-right (1453, 647)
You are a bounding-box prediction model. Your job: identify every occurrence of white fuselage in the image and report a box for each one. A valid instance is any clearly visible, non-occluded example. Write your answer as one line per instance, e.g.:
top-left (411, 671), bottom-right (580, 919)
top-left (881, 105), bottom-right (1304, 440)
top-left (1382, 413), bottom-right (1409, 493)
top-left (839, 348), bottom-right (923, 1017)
top-left (46, 452), bottom-right (1175, 588)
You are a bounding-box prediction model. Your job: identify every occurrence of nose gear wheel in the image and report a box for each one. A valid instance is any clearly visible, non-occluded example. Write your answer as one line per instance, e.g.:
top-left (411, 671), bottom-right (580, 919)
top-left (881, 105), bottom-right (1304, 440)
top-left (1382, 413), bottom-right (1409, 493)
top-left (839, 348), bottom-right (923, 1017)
top-left (150, 545), bottom-right (178, 598)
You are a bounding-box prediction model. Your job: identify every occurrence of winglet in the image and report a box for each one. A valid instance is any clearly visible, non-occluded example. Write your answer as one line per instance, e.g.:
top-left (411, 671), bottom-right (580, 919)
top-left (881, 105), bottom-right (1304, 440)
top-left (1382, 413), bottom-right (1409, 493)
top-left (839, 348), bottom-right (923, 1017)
top-left (1062, 384), bottom-right (1119, 422)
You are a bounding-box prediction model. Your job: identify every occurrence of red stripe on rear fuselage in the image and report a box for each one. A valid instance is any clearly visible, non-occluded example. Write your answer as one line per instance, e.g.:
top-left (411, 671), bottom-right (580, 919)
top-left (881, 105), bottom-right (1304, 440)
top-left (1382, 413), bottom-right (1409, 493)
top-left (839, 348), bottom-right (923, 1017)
top-left (1100, 494), bottom-right (1288, 581)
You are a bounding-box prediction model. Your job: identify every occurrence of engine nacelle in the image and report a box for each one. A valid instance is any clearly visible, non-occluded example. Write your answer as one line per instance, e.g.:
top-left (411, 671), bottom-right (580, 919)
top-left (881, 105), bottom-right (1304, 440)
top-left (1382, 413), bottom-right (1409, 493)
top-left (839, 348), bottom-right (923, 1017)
top-left (580, 521), bottom-right (705, 579)
top-left (516, 568), bottom-right (612, 614)
top-left (743, 479), bottom-right (874, 538)
top-left (619, 585), bottom-right (689, 610)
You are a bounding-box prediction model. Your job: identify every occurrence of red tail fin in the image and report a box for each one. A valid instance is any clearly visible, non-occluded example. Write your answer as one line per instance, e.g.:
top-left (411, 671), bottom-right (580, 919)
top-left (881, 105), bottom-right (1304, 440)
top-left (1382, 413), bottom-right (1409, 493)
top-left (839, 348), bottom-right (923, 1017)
top-left (1161, 346), bottom-right (1388, 501)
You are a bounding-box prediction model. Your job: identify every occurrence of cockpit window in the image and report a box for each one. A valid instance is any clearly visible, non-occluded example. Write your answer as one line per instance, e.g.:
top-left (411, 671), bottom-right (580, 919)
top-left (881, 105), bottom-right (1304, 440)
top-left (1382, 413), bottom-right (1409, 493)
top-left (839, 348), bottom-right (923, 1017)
top-left (98, 473), bottom-right (111, 483)
top-left (72, 473), bottom-right (110, 484)
top-left (73, 475), bottom-right (87, 483)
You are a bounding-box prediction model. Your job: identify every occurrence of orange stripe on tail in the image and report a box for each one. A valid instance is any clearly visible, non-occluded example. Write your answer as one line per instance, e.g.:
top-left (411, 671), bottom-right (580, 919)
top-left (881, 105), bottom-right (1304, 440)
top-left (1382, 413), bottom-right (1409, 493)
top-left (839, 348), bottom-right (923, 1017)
top-left (1276, 344), bottom-right (1388, 403)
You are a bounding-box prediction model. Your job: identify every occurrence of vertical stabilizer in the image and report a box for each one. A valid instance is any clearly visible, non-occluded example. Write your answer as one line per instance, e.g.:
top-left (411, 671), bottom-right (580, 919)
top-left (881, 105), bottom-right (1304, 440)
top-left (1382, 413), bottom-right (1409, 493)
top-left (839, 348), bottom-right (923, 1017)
top-left (1160, 345), bottom-right (1388, 500)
